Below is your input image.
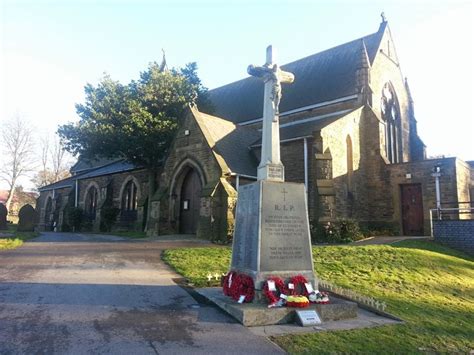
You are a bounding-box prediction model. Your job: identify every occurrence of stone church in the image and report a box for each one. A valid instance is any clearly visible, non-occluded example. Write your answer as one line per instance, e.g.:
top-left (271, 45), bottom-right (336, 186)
top-left (37, 19), bottom-right (473, 240)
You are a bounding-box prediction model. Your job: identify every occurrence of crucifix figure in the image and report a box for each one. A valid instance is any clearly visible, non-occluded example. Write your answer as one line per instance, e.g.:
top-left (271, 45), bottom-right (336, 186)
top-left (248, 45), bottom-right (294, 181)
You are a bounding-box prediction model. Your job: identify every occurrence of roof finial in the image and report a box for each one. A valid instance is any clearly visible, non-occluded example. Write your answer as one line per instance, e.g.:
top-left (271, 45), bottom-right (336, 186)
top-left (381, 12), bottom-right (387, 23)
top-left (159, 48), bottom-right (168, 72)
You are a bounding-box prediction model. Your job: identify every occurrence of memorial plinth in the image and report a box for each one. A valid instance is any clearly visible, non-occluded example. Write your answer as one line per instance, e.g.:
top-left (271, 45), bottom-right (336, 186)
top-left (231, 180), bottom-right (316, 288)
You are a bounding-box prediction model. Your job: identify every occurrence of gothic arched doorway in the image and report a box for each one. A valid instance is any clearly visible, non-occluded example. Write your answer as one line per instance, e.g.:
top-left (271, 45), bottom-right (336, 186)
top-left (179, 169), bottom-right (202, 234)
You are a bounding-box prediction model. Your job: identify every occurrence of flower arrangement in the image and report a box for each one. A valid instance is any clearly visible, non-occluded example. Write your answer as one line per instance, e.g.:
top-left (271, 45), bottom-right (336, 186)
top-left (288, 274), bottom-right (310, 296)
top-left (286, 295), bottom-right (310, 308)
top-left (262, 276), bottom-right (288, 307)
top-left (222, 271), bottom-right (255, 303)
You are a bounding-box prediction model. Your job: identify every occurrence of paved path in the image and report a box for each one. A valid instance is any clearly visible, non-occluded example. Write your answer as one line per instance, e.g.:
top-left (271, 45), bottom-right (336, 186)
top-left (0, 233), bottom-right (284, 354)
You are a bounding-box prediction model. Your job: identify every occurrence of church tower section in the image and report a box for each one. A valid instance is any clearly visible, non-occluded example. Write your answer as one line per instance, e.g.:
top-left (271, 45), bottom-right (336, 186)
top-left (369, 19), bottom-right (412, 164)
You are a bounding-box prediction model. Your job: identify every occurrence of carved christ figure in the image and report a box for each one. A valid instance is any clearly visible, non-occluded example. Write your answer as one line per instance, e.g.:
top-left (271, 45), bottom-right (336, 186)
top-left (247, 46), bottom-right (294, 181)
top-left (248, 50), bottom-right (294, 119)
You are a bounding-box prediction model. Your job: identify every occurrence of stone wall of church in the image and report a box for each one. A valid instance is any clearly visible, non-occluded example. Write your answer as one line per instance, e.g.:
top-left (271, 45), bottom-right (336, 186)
top-left (77, 169), bottom-right (149, 232)
top-left (36, 186), bottom-right (72, 232)
top-left (388, 158), bottom-right (462, 234)
top-left (319, 108), bottom-right (365, 220)
top-left (455, 159), bottom-right (472, 219)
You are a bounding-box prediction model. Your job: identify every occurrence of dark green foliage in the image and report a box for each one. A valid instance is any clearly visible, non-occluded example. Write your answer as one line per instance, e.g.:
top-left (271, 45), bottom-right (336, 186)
top-left (360, 221), bottom-right (400, 236)
top-left (338, 218), bottom-right (364, 241)
top-left (58, 62), bottom-right (212, 172)
top-left (311, 218), bottom-right (363, 243)
top-left (100, 207), bottom-right (120, 232)
top-left (67, 207), bottom-right (83, 232)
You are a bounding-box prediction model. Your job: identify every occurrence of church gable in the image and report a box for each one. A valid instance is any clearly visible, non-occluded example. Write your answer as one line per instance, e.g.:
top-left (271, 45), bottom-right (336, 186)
top-left (369, 22), bottom-right (414, 163)
top-left (192, 107), bottom-right (260, 177)
top-left (159, 108), bottom-right (223, 189)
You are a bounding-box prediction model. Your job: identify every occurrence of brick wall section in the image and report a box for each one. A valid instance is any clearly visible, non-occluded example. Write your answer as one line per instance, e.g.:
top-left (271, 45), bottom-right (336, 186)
top-left (433, 220), bottom-right (474, 255)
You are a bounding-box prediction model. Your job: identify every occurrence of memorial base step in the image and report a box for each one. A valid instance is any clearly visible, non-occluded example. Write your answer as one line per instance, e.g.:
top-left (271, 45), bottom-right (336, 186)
top-left (195, 287), bottom-right (358, 327)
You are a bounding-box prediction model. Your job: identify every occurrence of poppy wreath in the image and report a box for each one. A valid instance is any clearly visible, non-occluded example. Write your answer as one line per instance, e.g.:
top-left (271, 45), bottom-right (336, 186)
top-left (289, 274), bottom-right (310, 296)
top-left (262, 276), bottom-right (288, 305)
top-left (223, 272), bottom-right (255, 303)
top-left (222, 271), bottom-right (237, 297)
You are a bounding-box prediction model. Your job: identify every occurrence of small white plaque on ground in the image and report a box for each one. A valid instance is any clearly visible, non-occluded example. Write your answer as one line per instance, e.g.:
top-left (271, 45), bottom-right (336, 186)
top-left (296, 310), bottom-right (321, 327)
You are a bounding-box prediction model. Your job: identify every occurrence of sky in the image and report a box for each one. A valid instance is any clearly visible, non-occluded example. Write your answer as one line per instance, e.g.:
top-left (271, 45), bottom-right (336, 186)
top-left (0, 0), bottom-right (473, 189)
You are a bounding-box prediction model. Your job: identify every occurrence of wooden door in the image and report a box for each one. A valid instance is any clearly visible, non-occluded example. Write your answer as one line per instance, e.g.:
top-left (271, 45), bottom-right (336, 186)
top-left (401, 184), bottom-right (424, 236)
top-left (179, 169), bottom-right (202, 234)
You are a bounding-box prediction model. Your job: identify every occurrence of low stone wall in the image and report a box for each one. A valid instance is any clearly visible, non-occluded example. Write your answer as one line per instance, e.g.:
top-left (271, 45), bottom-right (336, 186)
top-left (433, 220), bottom-right (474, 255)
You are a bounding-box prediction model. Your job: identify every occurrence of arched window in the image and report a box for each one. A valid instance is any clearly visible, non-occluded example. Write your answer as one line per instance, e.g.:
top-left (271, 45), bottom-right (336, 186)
top-left (346, 135), bottom-right (353, 192)
top-left (381, 82), bottom-right (401, 163)
top-left (85, 186), bottom-right (98, 220)
top-left (122, 180), bottom-right (138, 212)
top-left (121, 180), bottom-right (138, 222)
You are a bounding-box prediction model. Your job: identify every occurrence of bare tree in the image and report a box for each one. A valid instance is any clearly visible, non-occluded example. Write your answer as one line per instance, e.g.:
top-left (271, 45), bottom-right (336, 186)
top-left (35, 134), bottom-right (50, 187)
top-left (0, 115), bottom-right (36, 211)
top-left (31, 134), bottom-right (72, 189)
top-left (51, 135), bottom-right (69, 182)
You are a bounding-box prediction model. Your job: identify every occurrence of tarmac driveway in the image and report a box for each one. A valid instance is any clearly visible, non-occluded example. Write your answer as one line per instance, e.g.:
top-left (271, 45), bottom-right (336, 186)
top-left (0, 233), bottom-right (284, 354)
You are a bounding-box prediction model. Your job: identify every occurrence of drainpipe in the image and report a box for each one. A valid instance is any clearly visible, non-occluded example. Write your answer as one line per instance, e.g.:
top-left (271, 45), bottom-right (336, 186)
top-left (304, 138), bottom-right (308, 193)
top-left (75, 179), bottom-right (79, 207)
top-left (432, 165), bottom-right (441, 220)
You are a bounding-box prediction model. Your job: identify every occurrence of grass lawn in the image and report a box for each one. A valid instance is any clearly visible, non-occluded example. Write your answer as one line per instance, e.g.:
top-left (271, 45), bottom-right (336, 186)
top-left (163, 241), bottom-right (474, 353)
top-left (0, 224), bottom-right (39, 250)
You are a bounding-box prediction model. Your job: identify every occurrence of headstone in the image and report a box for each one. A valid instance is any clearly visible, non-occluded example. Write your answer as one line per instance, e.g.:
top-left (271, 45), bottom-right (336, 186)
top-left (18, 204), bottom-right (37, 232)
top-left (0, 203), bottom-right (7, 230)
top-left (230, 46), bottom-right (316, 290)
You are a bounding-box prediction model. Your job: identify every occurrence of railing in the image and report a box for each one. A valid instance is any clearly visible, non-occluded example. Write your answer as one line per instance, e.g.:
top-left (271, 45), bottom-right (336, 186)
top-left (430, 202), bottom-right (474, 239)
top-left (430, 201), bottom-right (473, 221)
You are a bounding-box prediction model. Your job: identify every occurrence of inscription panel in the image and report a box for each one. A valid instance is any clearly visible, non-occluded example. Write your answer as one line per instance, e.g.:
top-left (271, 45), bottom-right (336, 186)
top-left (260, 181), bottom-right (313, 271)
top-left (231, 183), bottom-right (260, 270)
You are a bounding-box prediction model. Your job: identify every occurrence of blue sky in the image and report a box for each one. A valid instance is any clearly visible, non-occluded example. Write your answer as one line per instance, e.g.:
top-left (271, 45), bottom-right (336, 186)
top-left (1, 0), bottom-right (473, 176)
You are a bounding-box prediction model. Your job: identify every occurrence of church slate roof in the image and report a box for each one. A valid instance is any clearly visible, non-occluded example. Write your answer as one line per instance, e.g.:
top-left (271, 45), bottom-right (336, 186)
top-left (250, 108), bottom-right (361, 146)
top-left (39, 159), bottom-right (140, 192)
top-left (192, 107), bottom-right (260, 177)
top-left (75, 159), bottom-right (139, 180)
top-left (207, 26), bottom-right (384, 124)
top-left (70, 157), bottom-right (119, 175)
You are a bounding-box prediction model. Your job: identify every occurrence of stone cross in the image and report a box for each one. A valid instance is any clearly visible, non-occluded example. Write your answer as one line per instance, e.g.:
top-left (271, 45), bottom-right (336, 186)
top-left (248, 45), bottom-right (294, 182)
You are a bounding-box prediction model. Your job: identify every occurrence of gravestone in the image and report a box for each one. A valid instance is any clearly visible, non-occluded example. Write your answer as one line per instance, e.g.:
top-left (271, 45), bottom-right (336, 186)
top-left (230, 46), bottom-right (316, 289)
top-left (18, 204), bottom-right (37, 232)
top-left (0, 203), bottom-right (7, 230)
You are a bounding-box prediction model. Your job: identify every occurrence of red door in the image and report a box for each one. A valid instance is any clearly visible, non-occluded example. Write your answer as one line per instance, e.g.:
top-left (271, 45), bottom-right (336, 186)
top-left (179, 169), bottom-right (202, 234)
top-left (401, 184), bottom-right (424, 236)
